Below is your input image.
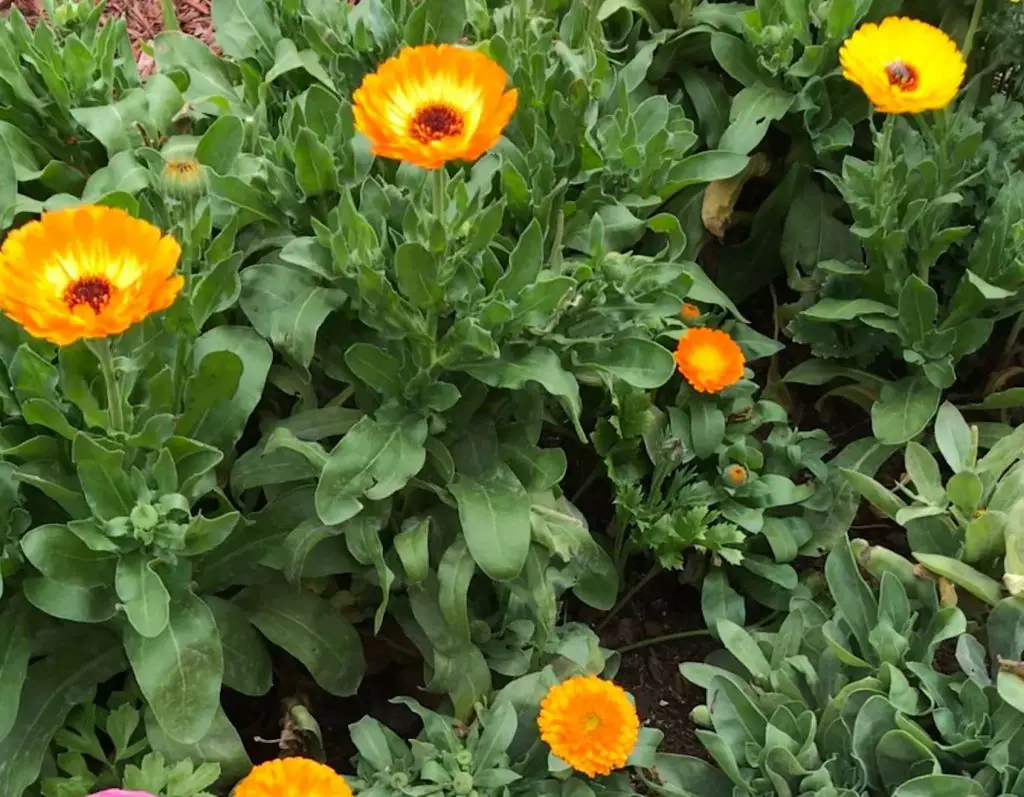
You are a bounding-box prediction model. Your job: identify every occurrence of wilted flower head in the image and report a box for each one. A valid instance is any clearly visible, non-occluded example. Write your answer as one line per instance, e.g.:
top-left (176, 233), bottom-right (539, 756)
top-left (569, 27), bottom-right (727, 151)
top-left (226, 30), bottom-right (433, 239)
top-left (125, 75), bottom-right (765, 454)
top-left (353, 44), bottom-right (517, 170)
top-left (840, 17), bottom-right (965, 113)
top-left (538, 675), bottom-right (639, 778)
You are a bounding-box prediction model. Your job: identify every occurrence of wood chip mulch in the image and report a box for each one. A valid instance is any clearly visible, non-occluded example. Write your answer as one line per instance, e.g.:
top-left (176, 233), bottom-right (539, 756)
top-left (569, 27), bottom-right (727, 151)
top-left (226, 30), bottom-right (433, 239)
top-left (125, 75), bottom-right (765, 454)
top-left (5, 0), bottom-right (216, 75)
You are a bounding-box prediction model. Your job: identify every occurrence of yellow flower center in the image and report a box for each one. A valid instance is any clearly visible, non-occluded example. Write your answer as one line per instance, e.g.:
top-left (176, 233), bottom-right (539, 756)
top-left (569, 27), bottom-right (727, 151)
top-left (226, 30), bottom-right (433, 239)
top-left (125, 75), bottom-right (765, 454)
top-left (884, 59), bottom-right (918, 90)
top-left (64, 276), bottom-right (112, 315)
top-left (583, 712), bottom-right (602, 732)
top-left (410, 104), bottom-right (464, 144)
top-left (689, 344), bottom-right (727, 374)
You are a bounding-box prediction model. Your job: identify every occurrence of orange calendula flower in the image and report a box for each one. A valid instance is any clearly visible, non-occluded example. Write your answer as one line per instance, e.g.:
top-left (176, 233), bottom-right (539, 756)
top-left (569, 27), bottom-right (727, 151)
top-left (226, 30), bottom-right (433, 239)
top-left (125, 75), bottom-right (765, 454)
top-left (353, 44), bottom-right (518, 170)
top-left (839, 17), bottom-right (965, 113)
top-left (0, 206), bottom-right (183, 346)
top-left (538, 675), bottom-right (639, 778)
top-left (680, 303), bottom-right (701, 321)
top-left (235, 758), bottom-right (352, 797)
top-left (674, 328), bottom-right (745, 393)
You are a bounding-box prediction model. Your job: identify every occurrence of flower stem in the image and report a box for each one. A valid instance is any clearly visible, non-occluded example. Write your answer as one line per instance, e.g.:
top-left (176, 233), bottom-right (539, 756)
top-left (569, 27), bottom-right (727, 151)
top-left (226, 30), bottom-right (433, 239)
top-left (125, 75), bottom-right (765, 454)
top-left (432, 167), bottom-right (446, 221)
top-left (616, 628), bottom-right (711, 655)
top-left (88, 338), bottom-right (125, 434)
top-left (962, 0), bottom-right (986, 61)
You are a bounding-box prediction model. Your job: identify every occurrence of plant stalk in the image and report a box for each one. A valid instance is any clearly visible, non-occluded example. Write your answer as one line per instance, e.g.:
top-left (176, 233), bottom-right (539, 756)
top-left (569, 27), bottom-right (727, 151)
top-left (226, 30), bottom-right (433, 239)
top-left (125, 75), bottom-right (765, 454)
top-left (432, 167), bottom-right (445, 221)
top-left (597, 563), bottom-right (662, 633)
top-left (962, 0), bottom-right (986, 61)
top-left (616, 628), bottom-right (711, 655)
top-left (89, 337), bottom-right (125, 434)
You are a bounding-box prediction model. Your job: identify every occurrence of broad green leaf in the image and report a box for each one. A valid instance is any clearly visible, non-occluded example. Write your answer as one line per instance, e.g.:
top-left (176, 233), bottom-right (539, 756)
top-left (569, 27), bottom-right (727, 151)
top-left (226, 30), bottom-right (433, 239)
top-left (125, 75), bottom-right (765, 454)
top-left (205, 596), bottom-right (272, 697)
top-left (802, 298), bottom-right (898, 321)
top-left (23, 578), bottom-right (117, 623)
top-left (690, 400), bottom-right (725, 459)
top-left (890, 775), bottom-right (988, 797)
top-left (871, 377), bottom-right (941, 445)
top-left (238, 584), bottom-right (364, 697)
top-left (294, 127), bottom-right (337, 196)
top-left (935, 402), bottom-right (972, 473)
top-left (574, 338), bottom-right (676, 389)
top-left (494, 218), bottom-right (543, 297)
top-left (196, 115), bottom-right (243, 175)
top-left (716, 620), bottom-right (770, 680)
top-left (394, 517), bottom-right (430, 583)
top-left (0, 598), bottom-right (32, 744)
top-left (702, 569), bottom-right (744, 635)
top-left (115, 553), bottom-right (171, 638)
top-left (913, 553), bottom-right (1002, 606)
top-left (345, 343), bottom-right (403, 395)
top-left (946, 471), bottom-right (983, 512)
top-left (315, 414), bottom-right (427, 524)
top-left (71, 433), bottom-right (134, 520)
top-left (897, 276), bottom-right (937, 346)
top-left (825, 536), bottom-right (878, 656)
top-left (20, 523), bottom-right (116, 587)
top-left (904, 442), bottom-right (944, 504)
top-left (841, 469), bottom-right (903, 520)
top-left (145, 706), bottom-right (252, 785)
top-left (125, 591), bottom-right (224, 744)
top-left (438, 538), bottom-right (475, 645)
top-left (395, 242), bottom-right (442, 308)
top-left (450, 464), bottom-right (531, 581)
top-left (212, 0), bottom-right (281, 60)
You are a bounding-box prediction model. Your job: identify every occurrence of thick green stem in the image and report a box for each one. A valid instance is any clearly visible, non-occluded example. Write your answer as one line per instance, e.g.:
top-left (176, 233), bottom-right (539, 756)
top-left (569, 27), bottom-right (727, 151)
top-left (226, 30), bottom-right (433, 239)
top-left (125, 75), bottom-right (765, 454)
top-left (598, 563), bottom-right (662, 633)
top-left (962, 0), bottom-right (986, 61)
top-left (432, 167), bottom-right (446, 221)
top-left (160, 0), bottom-right (180, 30)
top-left (88, 338), bottom-right (125, 434)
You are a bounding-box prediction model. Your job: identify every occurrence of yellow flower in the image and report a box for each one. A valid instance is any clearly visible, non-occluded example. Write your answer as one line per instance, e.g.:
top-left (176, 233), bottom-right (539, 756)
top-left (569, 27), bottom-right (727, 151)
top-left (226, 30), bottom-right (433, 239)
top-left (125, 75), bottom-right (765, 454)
top-left (235, 758), bottom-right (352, 797)
top-left (0, 206), bottom-right (183, 346)
top-left (353, 44), bottom-right (518, 170)
top-left (839, 17), bottom-right (965, 113)
top-left (674, 328), bottom-right (745, 393)
top-left (538, 675), bottom-right (639, 778)
top-left (162, 157), bottom-right (206, 197)
top-left (680, 302), bottom-right (702, 321)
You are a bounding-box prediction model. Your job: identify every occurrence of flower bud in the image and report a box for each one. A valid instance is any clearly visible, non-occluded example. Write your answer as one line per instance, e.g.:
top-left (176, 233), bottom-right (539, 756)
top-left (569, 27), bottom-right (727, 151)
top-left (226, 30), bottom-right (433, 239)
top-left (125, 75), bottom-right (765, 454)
top-left (130, 503), bottom-right (160, 531)
top-left (680, 303), bottom-right (701, 322)
top-left (162, 157), bottom-right (206, 198)
top-left (724, 464), bottom-right (748, 487)
top-left (453, 772), bottom-right (474, 794)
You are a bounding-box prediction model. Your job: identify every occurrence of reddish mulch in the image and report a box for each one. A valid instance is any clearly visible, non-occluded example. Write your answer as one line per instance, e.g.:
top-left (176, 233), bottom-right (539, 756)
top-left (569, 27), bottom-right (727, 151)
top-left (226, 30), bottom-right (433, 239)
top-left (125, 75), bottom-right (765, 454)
top-left (7, 0), bottom-right (215, 74)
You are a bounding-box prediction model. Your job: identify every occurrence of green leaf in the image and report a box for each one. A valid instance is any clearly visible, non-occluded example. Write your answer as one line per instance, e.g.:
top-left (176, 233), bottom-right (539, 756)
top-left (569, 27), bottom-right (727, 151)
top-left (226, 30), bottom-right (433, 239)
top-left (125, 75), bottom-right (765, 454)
top-left (315, 414), bottom-right (427, 524)
top-left (238, 584), bottom-right (364, 697)
top-left (0, 634), bottom-right (124, 797)
top-left (663, 150), bottom-right (750, 196)
top-left (211, 0), bottom-right (281, 59)
top-left (23, 578), bottom-right (117, 623)
top-left (125, 592), bottom-right (224, 744)
top-left (345, 343), bottom-right (402, 395)
top-left (890, 775), bottom-right (986, 797)
top-left (574, 338), bottom-right (676, 389)
top-left (871, 377), bottom-right (942, 445)
top-left (394, 517), bottom-right (430, 583)
top-left (437, 538), bottom-right (475, 645)
top-left (824, 536), bottom-right (878, 656)
top-left (20, 523), bottom-right (116, 588)
top-left (196, 115), bottom-right (243, 175)
top-left (802, 298), bottom-right (898, 321)
top-left (462, 347), bottom-right (584, 438)
top-left (716, 619), bottom-right (770, 680)
top-left (115, 553), bottom-right (171, 638)
top-left (904, 442), bottom-right (945, 504)
top-left (840, 469), bottom-right (903, 521)
top-left (294, 127), bottom-right (337, 196)
top-left (898, 276), bottom-right (938, 346)
top-left (395, 242), bottom-right (442, 308)
top-left (450, 464), bottom-right (531, 581)
top-left (690, 401), bottom-right (725, 460)
top-left (188, 327), bottom-right (272, 451)
top-left (269, 287), bottom-right (345, 370)
top-left (709, 32), bottom-right (764, 86)
top-left (72, 433), bottom-right (134, 520)
top-left (946, 471), bottom-right (983, 512)
top-left (913, 553), bottom-right (1002, 606)
top-left (205, 596), bottom-right (272, 697)
top-left (494, 218), bottom-right (543, 297)
top-left (145, 706), bottom-right (252, 785)
top-left (265, 38), bottom-right (334, 89)
top-left (0, 598), bottom-right (32, 744)
top-left (474, 702), bottom-right (517, 773)
top-left (934, 402), bottom-right (972, 473)
top-left (155, 32), bottom-right (244, 112)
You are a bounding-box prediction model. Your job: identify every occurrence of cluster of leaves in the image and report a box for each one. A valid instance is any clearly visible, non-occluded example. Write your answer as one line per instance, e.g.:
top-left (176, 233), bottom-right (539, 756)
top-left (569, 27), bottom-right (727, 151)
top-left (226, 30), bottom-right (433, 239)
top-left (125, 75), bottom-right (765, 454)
top-left (594, 351), bottom-right (833, 627)
top-left (645, 536), bottom-right (1024, 797)
top-left (349, 664), bottom-right (660, 797)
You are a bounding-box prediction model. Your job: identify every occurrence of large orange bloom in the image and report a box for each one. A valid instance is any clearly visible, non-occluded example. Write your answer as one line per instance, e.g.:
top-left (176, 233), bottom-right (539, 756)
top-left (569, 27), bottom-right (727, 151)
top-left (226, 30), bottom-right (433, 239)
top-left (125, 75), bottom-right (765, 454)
top-left (0, 206), bottom-right (182, 346)
top-left (538, 675), bottom-right (639, 778)
top-left (353, 44), bottom-right (518, 170)
top-left (840, 18), bottom-right (964, 114)
top-left (235, 758), bottom-right (352, 797)
top-left (674, 328), bottom-right (745, 393)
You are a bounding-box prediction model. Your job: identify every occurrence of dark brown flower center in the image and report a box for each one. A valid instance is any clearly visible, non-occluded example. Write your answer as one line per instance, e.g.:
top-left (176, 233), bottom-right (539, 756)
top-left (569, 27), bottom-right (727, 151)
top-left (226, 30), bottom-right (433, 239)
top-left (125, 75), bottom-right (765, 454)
top-left (64, 276), bottom-right (112, 314)
top-left (884, 60), bottom-right (918, 90)
top-left (410, 104), bottom-right (464, 144)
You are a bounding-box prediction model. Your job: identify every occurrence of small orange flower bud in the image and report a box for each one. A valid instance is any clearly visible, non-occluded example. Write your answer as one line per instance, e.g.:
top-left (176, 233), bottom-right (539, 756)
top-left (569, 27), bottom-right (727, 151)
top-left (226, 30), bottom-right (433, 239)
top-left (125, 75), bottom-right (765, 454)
top-left (681, 302), bottom-right (701, 321)
top-left (724, 464), bottom-right (748, 486)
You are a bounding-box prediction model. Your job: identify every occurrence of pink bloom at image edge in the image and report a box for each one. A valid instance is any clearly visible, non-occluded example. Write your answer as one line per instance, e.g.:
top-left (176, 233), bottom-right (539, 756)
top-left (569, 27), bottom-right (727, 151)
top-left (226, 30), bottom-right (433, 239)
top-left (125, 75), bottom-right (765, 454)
top-left (88, 791), bottom-right (158, 797)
